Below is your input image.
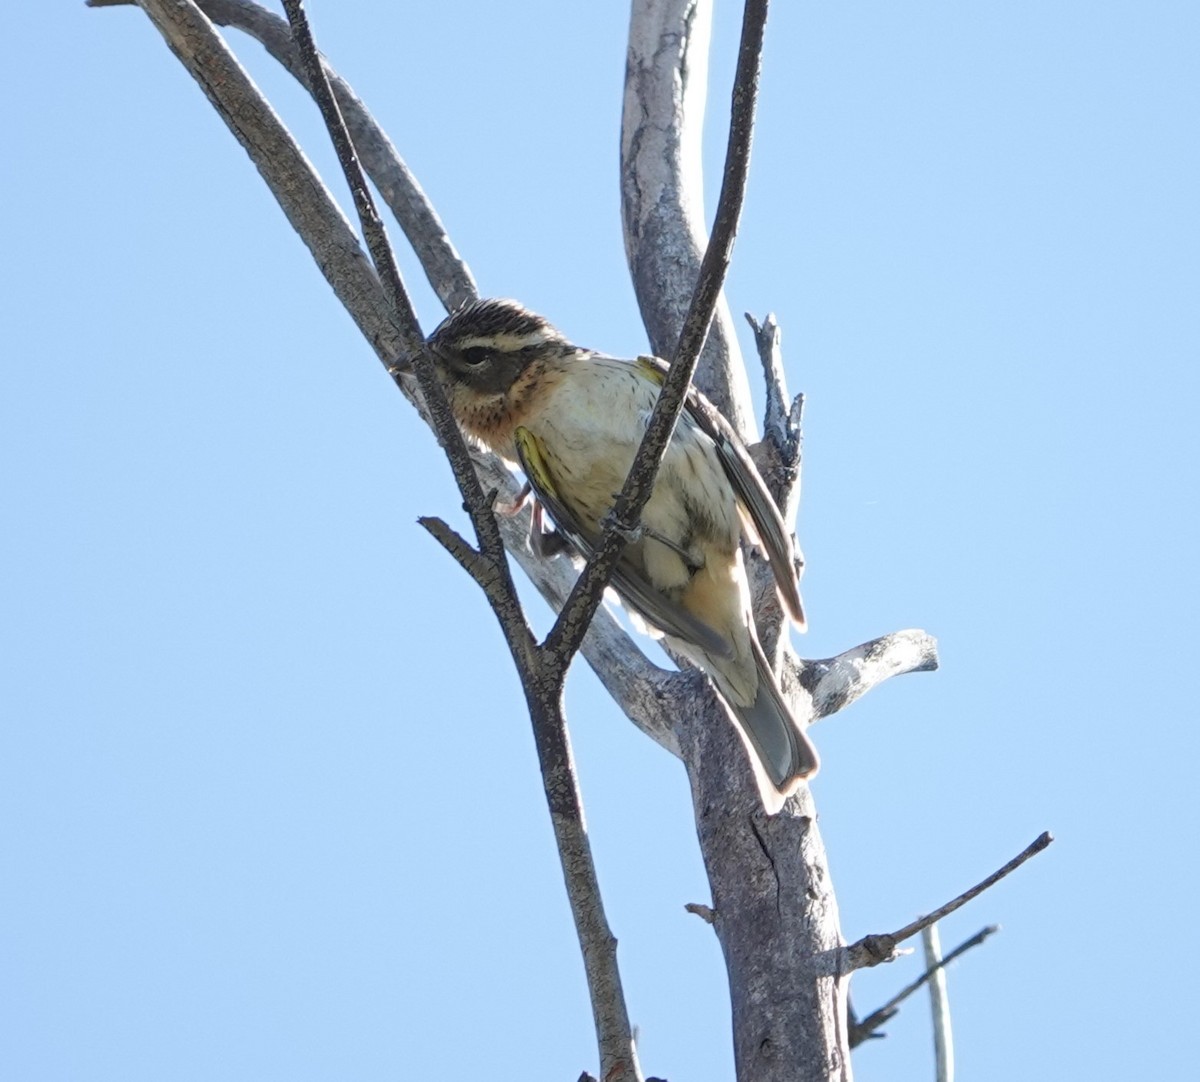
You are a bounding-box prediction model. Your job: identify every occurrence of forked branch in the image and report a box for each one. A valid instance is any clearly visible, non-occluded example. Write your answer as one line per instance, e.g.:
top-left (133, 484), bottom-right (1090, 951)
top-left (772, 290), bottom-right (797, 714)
top-left (279, 4), bottom-right (641, 1078)
top-left (279, 0), bottom-right (537, 680)
top-left (105, 3), bottom-right (641, 1079)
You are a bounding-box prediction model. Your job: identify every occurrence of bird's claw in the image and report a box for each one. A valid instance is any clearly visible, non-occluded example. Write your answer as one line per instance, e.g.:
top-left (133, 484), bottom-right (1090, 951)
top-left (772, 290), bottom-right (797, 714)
top-left (529, 500), bottom-right (571, 558)
top-left (601, 508), bottom-right (643, 544)
top-left (493, 482), bottom-right (532, 517)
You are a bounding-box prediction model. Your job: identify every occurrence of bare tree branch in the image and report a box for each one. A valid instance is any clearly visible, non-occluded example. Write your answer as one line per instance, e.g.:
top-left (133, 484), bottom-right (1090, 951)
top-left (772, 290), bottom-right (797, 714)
top-left (103, 5), bottom-right (643, 1079)
top-left (618, 5), bottom-right (850, 1079)
top-left (741, 310), bottom-right (803, 664)
top-left (280, 5), bottom-right (641, 1078)
top-left (276, 0), bottom-right (417, 347)
top-left (846, 833), bottom-right (1052, 972)
top-left (90, 0), bottom-right (477, 312)
top-left (745, 311), bottom-right (802, 517)
top-left (278, 0), bottom-right (529, 659)
top-left (97, 0), bottom-right (407, 362)
top-left (90, 4), bottom-right (981, 1081)
top-left (622, 0), bottom-right (755, 431)
top-left (849, 925), bottom-right (998, 1047)
top-left (543, 0), bottom-right (771, 675)
top-left (798, 629), bottom-right (940, 722)
top-left (923, 924), bottom-right (955, 1082)
top-left (94, 0), bottom-right (679, 759)
top-left (416, 515), bottom-right (500, 599)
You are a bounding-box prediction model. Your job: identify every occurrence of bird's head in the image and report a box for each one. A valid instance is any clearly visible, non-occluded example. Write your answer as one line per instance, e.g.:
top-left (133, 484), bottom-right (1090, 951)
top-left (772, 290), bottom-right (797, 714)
top-left (424, 298), bottom-right (573, 398)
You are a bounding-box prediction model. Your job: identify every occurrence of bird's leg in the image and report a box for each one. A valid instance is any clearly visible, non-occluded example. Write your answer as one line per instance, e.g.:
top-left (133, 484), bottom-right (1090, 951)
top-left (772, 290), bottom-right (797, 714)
top-left (641, 525), bottom-right (703, 571)
top-left (530, 500), bottom-right (572, 558)
top-left (492, 481), bottom-right (569, 557)
top-left (492, 480), bottom-right (532, 517)
top-left (598, 507), bottom-right (698, 568)
top-left (600, 505), bottom-right (644, 545)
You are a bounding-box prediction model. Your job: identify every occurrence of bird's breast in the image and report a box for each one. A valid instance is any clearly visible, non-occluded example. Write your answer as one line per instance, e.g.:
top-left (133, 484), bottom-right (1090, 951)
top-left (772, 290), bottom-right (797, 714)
top-left (448, 357), bottom-right (573, 461)
top-left (525, 360), bottom-right (659, 524)
top-left (525, 359), bottom-right (741, 553)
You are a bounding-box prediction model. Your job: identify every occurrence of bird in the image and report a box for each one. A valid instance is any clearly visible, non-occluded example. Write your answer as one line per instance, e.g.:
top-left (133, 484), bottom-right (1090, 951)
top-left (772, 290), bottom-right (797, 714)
top-left (423, 297), bottom-right (818, 803)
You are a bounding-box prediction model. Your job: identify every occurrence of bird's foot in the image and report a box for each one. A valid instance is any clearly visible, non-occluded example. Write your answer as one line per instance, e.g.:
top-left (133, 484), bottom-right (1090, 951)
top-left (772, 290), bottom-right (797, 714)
top-left (492, 482), bottom-right (532, 517)
top-left (601, 508), bottom-right (644, 545)
top-left (529, 500), bottom-right (571, 558)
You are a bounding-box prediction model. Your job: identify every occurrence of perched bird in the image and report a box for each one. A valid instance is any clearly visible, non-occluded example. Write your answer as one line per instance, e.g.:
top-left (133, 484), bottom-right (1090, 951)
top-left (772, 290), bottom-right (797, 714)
top-left (425, 298), bottom-right (818, 802)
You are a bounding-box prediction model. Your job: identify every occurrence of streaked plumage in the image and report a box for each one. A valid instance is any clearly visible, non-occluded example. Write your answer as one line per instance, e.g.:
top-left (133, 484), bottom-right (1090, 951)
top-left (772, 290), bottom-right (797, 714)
top-left (426, 298), bottom-right (818, 803)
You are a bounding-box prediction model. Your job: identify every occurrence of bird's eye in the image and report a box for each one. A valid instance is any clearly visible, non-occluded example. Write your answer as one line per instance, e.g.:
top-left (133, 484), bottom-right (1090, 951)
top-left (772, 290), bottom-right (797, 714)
top-left (461, 346), bottom-right (490, 367)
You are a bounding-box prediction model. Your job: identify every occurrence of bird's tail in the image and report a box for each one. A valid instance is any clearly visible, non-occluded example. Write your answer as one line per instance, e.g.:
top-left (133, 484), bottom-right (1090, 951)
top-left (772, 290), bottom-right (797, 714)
top-left (728, 638), bottom-right (819, 802)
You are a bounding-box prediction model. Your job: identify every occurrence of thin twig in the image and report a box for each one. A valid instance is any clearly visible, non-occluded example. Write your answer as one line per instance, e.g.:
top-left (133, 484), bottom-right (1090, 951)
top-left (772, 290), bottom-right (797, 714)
top-left (847, 833), bottom-right (1051, 971)
top-left (517, 682), bottom-right (643, 1082)
top-left (543, 0), bottom-right (771, 674)
top-left (280, 1), bottom-right (419, 343)
top-left (669, 0), bottom-right (766, 370)
top-left (744, 311), bottom-right (802, 514)
top-left (416, 516), bottom-right (504, 598)
top-left (97, 1), bottom-right (678, 762)
top-left (93, 0), bottom-right (476, 312)
top-left (106, 0), bottom-right (408, 362)
top-left (849, 925), bottom-right (997, 1047)
top-left (744, 313), bottom-right (793, 451)
top-left (279, 0), bottom-right (514, 595)
top-left (209, 0), bottom-right (477, 310)
top-left (923, 924), bottom-right (954, 1082)
top-left (276, 8), bottom-right (640, 1079)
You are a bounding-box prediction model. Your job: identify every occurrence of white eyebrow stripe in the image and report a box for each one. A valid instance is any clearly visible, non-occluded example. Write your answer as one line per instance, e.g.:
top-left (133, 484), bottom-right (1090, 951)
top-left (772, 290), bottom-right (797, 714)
top-left (456, 329), bottom-right (556, 351)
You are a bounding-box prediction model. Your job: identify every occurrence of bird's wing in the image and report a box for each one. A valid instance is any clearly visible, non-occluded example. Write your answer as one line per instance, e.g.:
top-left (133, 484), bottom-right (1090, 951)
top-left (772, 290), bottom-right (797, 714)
top-left (513, 425), bottom-right (734, 658)
top-left (633, 357), bottom-right (806, 628)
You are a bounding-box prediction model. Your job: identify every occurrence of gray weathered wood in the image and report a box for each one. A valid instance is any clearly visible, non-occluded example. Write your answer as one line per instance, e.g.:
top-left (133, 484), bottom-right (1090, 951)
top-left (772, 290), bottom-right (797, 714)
top-left (622, 4), bottom-right (932, 1080)
top-left (923, 924), bottom-right (955, 1082)
top-left (95, 2), bottom-right (950, 1079)
top-left (621, 0), bottom-right (755, 433)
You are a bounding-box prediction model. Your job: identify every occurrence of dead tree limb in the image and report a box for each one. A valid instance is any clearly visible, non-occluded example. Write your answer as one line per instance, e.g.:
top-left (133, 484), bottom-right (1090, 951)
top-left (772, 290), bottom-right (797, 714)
top-left (623, 4), bottom-right (919, 1078)
top-left (923, 925), bottom-right (955, 1082)
top-left (279, 2), bottom-right (643, 1077)
top-left (83, 4), bottom-right (1052, 1082)
top-left (849, 925), bottom-right (998, 1047)
top-left (846, 833), bottom-right (1053, 972)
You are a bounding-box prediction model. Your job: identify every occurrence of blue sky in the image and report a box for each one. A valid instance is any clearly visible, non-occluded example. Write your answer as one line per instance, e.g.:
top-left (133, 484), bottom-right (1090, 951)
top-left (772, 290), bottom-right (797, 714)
top-left (4, 3), bottom-right (1197, 1080)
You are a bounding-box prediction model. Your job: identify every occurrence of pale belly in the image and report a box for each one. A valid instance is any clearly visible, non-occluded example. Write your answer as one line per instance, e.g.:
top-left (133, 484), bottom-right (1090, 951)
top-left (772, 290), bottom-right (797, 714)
top-left (523, 359), bottom-right (741, 592)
